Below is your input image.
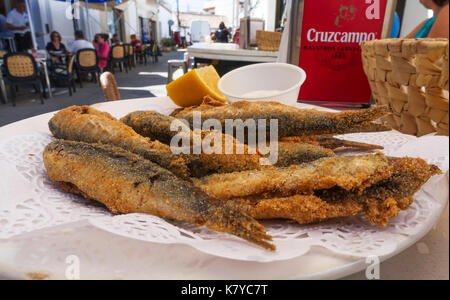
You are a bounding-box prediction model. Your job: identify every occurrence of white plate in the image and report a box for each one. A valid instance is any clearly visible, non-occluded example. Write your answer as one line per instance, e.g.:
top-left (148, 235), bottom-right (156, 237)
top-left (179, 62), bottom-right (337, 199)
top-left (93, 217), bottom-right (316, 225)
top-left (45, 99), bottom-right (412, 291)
top-left (0, 97), bottom-right (448, 280)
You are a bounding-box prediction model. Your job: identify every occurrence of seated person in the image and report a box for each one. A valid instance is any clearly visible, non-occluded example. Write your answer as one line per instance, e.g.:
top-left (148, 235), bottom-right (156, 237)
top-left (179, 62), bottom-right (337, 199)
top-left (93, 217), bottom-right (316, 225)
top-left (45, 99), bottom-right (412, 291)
top-left (46, 31), bottom-right (68, 64)
top-left (130, 34), bottom-right (142, 52)
top-left (406, 0), bottom-right (449, 38)
top-left (95, 33), bottom-right (109, 70)
top-left (67, 30), bottom-right (94, 55)
top-left (111, 33), bottom-right (121, 45)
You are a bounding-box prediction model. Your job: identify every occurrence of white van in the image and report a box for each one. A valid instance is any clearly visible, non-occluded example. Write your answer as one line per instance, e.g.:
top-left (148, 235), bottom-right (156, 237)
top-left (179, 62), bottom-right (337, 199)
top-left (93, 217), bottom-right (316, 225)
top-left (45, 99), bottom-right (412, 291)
top-left (190, 20), bottom-right (211, 43)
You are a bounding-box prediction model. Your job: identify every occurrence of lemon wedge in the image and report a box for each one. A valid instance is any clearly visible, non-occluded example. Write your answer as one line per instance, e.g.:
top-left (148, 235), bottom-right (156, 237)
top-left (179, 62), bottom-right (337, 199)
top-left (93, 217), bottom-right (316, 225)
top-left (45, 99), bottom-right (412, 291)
top-left (166, 65), bottom-right (227, 107)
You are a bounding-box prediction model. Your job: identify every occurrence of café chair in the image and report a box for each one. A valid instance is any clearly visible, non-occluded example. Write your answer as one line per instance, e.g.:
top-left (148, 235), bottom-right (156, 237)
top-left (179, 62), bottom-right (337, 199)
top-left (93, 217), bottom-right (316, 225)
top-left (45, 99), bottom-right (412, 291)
top-left (124, 44), bottom-right (135, 69)
top-left (151, 43), bottom-right (159, 63)
top-left (100, 71), bottom-right (120, 101)
top-left (2, 52), bottom-right (45, 107)
top-left (49, 55), bottom-right (77, 96)
top-left (75, 48), bottom-right (101, 88)
top-left (109, 45), bottom-right (128, 74)
top-left (136, 44), bottom-right (147, 65)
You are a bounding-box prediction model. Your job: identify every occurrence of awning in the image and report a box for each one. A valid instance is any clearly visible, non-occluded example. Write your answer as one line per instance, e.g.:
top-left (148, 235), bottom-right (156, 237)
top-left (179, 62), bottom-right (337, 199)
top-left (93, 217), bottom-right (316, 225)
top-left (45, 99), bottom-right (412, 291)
top-left (54, 0), bottom-right (122, 41)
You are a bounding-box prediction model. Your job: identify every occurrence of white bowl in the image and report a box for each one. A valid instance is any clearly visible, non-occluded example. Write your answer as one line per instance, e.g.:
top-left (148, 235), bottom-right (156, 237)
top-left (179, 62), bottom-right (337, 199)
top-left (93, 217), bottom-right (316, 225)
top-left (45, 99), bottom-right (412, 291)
top-left (218, 63), bottom-right (307, 106)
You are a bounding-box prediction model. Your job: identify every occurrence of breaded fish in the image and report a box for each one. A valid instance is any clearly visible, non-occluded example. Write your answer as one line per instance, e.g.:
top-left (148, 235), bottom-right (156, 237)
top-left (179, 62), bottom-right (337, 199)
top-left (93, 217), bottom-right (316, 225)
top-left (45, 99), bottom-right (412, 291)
top-left (280, 136), bottom-right (384, 152)
top-left (121, 110), bottom-right (264, 177)
top-left (43, 140), bottom-right (274, 251)
top-left (275, 141), bottom-right (335, 167)
top-left (172, 100), bottom-right (391, 137)
top-left (218, 157), bottom-right (441, 226)
top-left (193, 154), bottom-right (393, 200)
top-left (49, 106), bottom-right (190, 179)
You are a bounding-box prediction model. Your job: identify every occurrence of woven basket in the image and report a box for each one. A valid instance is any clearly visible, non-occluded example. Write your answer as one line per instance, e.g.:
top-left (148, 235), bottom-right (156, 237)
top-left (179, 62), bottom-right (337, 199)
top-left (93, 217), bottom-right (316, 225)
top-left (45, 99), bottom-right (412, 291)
top-left (362, 38), bottom-right (449, 136)
top-left (256, 31), bottom-right (282, 52)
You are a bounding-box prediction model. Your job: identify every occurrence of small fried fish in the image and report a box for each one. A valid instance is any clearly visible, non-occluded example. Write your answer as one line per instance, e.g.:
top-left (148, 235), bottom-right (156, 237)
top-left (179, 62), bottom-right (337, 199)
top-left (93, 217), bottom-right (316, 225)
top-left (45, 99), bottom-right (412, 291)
top-left (219, 157), bottom-right (441, 226)
top-left (193, 154), bottom-right (393, 200)
top-left (121, 110), bottom-right (265, 177)
top-left (49, 106), bottom-right (190, 179)
top-left (43, 140), bottom-right (275, 251)
top-left (172, 101), bottom-right (391, 137)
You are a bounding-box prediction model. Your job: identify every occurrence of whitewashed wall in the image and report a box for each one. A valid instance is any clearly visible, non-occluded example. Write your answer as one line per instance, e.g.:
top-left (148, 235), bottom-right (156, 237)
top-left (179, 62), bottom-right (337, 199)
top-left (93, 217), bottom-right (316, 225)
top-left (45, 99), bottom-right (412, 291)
top-left (41, 0), bottom-right (77, 44)
top-left (158, 5), bottom-right (174, 41)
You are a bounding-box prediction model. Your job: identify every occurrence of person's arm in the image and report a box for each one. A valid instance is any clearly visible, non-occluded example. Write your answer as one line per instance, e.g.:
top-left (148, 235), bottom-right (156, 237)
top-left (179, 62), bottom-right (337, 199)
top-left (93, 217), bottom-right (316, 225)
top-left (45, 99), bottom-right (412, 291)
top-left (6, 14), bottom-right (27, 31)
top-left (405, 20), bottom-right (427, 38)
top-left (428, 5), bottom-right (449, 38)
top-left (5, 22), bottom-right (26, 31)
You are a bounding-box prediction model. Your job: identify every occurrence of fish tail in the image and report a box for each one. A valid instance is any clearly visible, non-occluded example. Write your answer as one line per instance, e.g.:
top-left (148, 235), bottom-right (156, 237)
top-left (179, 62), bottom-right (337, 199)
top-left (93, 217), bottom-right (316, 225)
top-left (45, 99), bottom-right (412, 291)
top-left (205, 202), bottom-right (275, 251)
top-left (317, 137), bottom-right (384, 151)
top-left (336, 105), bottom-right (390, 124)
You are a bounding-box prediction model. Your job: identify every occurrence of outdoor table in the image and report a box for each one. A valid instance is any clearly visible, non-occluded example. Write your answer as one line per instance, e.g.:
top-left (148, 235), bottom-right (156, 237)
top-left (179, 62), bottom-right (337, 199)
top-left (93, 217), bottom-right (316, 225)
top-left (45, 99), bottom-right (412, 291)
top-left (0, 57), bottom-right (53, 104)
top-left (0, 97), bottom-right (447, 280)
top-left (187, 43), bottom-right (279, 75)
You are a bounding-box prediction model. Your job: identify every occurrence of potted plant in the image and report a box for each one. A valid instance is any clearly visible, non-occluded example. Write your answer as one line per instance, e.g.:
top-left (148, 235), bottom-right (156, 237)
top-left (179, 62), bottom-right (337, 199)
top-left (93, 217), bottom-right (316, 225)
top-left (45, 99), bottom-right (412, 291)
top-left (161, 38), bottom-right (176, 52)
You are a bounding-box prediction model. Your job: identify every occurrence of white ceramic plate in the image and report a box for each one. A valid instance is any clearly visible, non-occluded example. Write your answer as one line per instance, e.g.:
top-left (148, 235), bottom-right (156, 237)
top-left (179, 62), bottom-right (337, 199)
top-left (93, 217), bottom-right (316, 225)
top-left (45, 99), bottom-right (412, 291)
top-left (0, 98), bottom-right (447, 280)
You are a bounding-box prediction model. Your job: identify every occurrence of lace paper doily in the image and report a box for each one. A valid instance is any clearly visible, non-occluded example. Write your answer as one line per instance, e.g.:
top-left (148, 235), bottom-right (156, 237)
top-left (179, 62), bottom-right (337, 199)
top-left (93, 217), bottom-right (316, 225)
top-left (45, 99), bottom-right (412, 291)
top-left (0, 131), bottom-right (448, 262)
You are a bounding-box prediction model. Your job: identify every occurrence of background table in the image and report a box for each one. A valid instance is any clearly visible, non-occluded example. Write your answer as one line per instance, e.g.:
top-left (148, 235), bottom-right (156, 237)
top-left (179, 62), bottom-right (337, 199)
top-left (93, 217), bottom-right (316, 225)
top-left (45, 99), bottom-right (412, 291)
top-left (187, 43), bottom-right (279, 76)
top-left (0, 98), bottom-right (447, 280)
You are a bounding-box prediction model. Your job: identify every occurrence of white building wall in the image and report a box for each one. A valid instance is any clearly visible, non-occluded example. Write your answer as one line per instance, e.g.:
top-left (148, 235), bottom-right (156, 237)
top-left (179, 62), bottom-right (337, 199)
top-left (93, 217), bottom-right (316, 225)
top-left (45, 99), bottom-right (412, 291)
top-left (158, 5), bottom-right (173, 41)
top-left (42, 0), bottom-right (77, 44)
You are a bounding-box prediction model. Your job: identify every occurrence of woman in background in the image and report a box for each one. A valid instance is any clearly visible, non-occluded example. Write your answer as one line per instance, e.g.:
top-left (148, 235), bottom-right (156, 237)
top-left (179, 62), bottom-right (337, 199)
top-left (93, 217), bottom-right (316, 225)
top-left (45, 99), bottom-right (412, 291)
top-left (214, 22), bottom-right (230, 43)
top-left (95, 33), bottom-right (109, 70)
top-left (46, 31), bottom-right (68, 64)
top-left (406, 0), bottom-right (449, 38)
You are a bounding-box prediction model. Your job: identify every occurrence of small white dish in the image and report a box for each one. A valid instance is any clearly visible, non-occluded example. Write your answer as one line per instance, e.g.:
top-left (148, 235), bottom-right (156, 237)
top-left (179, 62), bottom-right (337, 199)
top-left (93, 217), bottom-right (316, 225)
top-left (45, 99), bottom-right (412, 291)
top-left (218, 63), bottom-right (307, 106)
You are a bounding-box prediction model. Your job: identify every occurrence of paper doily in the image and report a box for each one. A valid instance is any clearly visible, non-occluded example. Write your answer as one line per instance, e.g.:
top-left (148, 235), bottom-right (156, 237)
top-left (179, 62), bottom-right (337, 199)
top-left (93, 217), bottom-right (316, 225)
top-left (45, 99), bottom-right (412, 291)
top-left (0, 131), bottom-right (448, 262)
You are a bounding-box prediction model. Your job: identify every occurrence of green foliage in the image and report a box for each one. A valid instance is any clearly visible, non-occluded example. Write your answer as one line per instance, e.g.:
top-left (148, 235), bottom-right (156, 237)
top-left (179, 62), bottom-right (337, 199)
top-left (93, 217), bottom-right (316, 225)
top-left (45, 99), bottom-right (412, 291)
top-left (161, 38), bottom-right (176, 48)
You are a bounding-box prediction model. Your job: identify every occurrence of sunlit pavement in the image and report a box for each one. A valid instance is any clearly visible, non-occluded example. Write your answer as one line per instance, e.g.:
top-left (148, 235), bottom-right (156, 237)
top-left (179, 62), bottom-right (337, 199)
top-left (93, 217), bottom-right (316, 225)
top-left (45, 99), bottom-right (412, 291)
top-left (0, 51), bottom-right (185, 127)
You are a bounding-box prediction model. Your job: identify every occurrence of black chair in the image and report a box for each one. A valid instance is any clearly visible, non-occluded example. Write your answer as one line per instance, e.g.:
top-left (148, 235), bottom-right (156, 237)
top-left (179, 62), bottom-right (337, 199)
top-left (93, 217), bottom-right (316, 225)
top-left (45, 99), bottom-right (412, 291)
top-left (49, 55), bottom-right (77, 96)
top-left (109, 44), bottom-right (128, 74)
top-left (150, 43), bottom-right (159, 63)
top-left (2, 52), bottom-right (45, 106)
top-left (123, 43), bottom-right (135, 70)
top-left (75, 48), bottom-right (100, 88)
top-left (135, 44), bottom-right (147, 65)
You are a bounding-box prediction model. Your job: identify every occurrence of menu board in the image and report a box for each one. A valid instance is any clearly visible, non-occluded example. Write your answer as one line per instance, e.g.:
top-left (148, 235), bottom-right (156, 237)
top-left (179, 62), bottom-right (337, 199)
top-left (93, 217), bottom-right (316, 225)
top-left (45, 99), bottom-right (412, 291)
top-left (298, 0), bottom-right (388, 104)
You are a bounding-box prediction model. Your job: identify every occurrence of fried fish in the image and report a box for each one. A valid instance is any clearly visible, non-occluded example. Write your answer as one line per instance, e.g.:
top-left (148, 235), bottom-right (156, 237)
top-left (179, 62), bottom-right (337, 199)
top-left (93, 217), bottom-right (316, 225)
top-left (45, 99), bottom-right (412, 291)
top-left (193, 154), bottom-right (393, 200)
top-left (240, 157), bottom-right (441, 226)
top-left (172, 100), bottom-right (392, 138)
top-left (43, 140), bottom-right (275, 251)
top-left (280, 136), bottom-right (384, 152)
top-left (49, 106), bottom-right (191, 179)
top-left (121, 110), bottom-right (265, 177)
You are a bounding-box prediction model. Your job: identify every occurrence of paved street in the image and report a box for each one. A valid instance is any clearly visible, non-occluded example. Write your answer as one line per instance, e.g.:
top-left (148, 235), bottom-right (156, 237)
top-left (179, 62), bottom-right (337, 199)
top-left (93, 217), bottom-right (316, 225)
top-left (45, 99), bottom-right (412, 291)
top-left (0, 51), bottom-right (184, 127)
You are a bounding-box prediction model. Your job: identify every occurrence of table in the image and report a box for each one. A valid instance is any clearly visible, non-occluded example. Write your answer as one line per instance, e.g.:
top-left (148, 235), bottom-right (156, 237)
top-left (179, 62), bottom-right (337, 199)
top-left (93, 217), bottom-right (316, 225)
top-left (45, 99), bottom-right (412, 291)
top-left (0, 98), bottom-right (448, 280)
top-left (188, 43), bottom-right (279, 63)
top-left (0, 57), bottom-right (53, 104)
top-left (187, 43), bottom-right (279, 76)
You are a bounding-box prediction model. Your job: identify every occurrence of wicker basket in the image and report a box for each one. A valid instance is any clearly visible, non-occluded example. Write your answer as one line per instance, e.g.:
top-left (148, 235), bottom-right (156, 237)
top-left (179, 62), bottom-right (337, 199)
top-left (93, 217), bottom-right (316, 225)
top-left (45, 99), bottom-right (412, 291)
top-left (256, 31), bottom-right (282, 52)
top-left (361, 38), bottom-right (449, 136)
